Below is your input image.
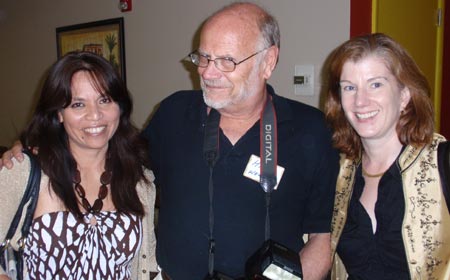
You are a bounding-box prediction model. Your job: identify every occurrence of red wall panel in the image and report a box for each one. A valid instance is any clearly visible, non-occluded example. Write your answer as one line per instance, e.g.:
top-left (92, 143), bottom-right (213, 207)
top-left (440, 2), bottom-right (450, 138)
top-left (350, 0), bottom-right (372, 37)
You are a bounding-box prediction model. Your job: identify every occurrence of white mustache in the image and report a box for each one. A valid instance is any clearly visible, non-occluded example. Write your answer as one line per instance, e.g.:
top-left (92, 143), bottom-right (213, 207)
top-left (202, 79), bottom-right (231, 88)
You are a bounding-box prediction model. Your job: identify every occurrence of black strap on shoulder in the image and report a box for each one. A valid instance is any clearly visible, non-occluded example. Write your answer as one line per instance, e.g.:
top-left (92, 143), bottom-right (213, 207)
top-left (203, 109), bottom-right (221, 167)
top-left (5, 150), bottom-right (41, 240)
top-left (1, 150), bottom-right (41, 278)
top-left (203, 108), bottom-right (221, 278)
top-left (437, 141), bottom-right (450, 214)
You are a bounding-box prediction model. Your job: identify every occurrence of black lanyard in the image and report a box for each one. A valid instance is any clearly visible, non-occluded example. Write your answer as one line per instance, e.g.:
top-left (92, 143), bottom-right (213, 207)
top-left (203, 97), bottom-right (278, 277)
top-left (203, 108), bottom-right (221, 277)
top-left (259, 97), bottom-right (278, 241)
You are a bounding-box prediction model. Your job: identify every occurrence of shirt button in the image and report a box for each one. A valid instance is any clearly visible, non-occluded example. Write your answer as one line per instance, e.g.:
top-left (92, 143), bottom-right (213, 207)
top-left (142, 254), bottom-right (147, 258)
top-left (142, 269), bottom-right (147, 273)
top-left (410, 259), bottom-right (417, 264)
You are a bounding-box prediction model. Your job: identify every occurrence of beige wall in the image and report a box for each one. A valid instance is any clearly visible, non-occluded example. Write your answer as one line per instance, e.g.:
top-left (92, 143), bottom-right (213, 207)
top-left (0, 0), bottom-right (350, 146)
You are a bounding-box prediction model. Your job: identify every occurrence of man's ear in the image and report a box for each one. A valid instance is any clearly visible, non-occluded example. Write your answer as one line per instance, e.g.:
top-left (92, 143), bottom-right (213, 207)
top-left (262, 46), bottom-right (279, 80)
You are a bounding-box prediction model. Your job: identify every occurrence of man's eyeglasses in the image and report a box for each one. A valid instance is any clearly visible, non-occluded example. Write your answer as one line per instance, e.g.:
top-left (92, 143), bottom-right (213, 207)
top-left (188, 48), bottom-right (269, 72)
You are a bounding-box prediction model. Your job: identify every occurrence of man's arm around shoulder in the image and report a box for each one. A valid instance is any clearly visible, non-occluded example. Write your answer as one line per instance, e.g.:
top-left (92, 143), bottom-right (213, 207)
top-left (299, 232), bottom-right (332, 280)
top-left (0, 141), bottom-right (25, 170)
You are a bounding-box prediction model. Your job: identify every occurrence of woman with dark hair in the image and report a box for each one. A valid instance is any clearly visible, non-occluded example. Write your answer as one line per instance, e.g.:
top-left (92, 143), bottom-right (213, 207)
top-left (0, 52), bottom-right (158, 279)
top-left (325, 33), bottom-right (449, 279)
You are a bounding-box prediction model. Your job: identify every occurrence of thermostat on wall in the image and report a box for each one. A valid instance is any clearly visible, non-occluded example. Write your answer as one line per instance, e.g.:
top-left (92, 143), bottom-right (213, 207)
top-left (294, 64), bottom-right (314, 96)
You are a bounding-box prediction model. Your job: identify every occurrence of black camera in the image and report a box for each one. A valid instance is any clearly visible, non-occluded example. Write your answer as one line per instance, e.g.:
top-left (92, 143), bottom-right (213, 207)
top-left (245, 240), bottom-right (303, 280)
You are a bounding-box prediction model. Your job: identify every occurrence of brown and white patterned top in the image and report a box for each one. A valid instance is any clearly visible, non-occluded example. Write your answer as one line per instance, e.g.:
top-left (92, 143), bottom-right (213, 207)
top-left (23, 211), bottom-right (142, 280)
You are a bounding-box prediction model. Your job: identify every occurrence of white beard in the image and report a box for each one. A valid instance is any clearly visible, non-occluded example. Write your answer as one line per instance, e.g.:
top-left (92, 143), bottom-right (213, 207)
top-left (201, 61), bottom-right (262, 110)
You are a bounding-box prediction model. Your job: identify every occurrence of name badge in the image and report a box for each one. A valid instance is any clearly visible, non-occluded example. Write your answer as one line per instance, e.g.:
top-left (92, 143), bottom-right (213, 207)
top-left (243, 154), bottom-right (285, 190)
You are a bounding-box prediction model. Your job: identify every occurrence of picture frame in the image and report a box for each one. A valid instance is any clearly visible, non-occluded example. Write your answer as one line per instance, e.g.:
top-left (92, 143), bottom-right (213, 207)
top-left (56, 17), bottom-right (126, 83)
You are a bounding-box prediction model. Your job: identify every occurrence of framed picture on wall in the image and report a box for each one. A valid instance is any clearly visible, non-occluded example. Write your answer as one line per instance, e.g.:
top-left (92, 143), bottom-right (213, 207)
top-left (56, 17), bottom-right (126, 83)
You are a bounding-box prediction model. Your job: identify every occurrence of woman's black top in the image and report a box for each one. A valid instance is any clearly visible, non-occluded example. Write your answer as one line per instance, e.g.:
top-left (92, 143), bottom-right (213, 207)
top-left (336, 161), bottom-right (410, 280)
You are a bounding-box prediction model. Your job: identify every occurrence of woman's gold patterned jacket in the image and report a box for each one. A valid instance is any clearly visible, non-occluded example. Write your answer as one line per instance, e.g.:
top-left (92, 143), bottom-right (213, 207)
top-left (330, 134), bottom-right (450, 280)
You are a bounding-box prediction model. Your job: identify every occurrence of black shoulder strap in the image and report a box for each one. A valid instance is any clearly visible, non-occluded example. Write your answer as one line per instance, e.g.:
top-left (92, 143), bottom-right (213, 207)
top-left (203, 108), bottom-right (220, 167)
top-left (202, 108), bottom-right (221, 277)
top-left (4, 150), bottom-right (41, 240)
top-left (437, 141), bottom-right (450, 214)
top-left (1, 150), bottom-right (41, 278)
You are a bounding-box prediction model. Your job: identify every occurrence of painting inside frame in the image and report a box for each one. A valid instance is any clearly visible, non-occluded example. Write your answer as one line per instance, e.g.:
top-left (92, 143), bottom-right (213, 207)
top-left (56, 17), bottom-right (126, 83)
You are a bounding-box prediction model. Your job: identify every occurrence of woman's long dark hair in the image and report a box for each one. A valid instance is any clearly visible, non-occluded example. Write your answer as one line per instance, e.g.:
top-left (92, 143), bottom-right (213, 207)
top-left (21, 51), bottom-right (149, 217)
